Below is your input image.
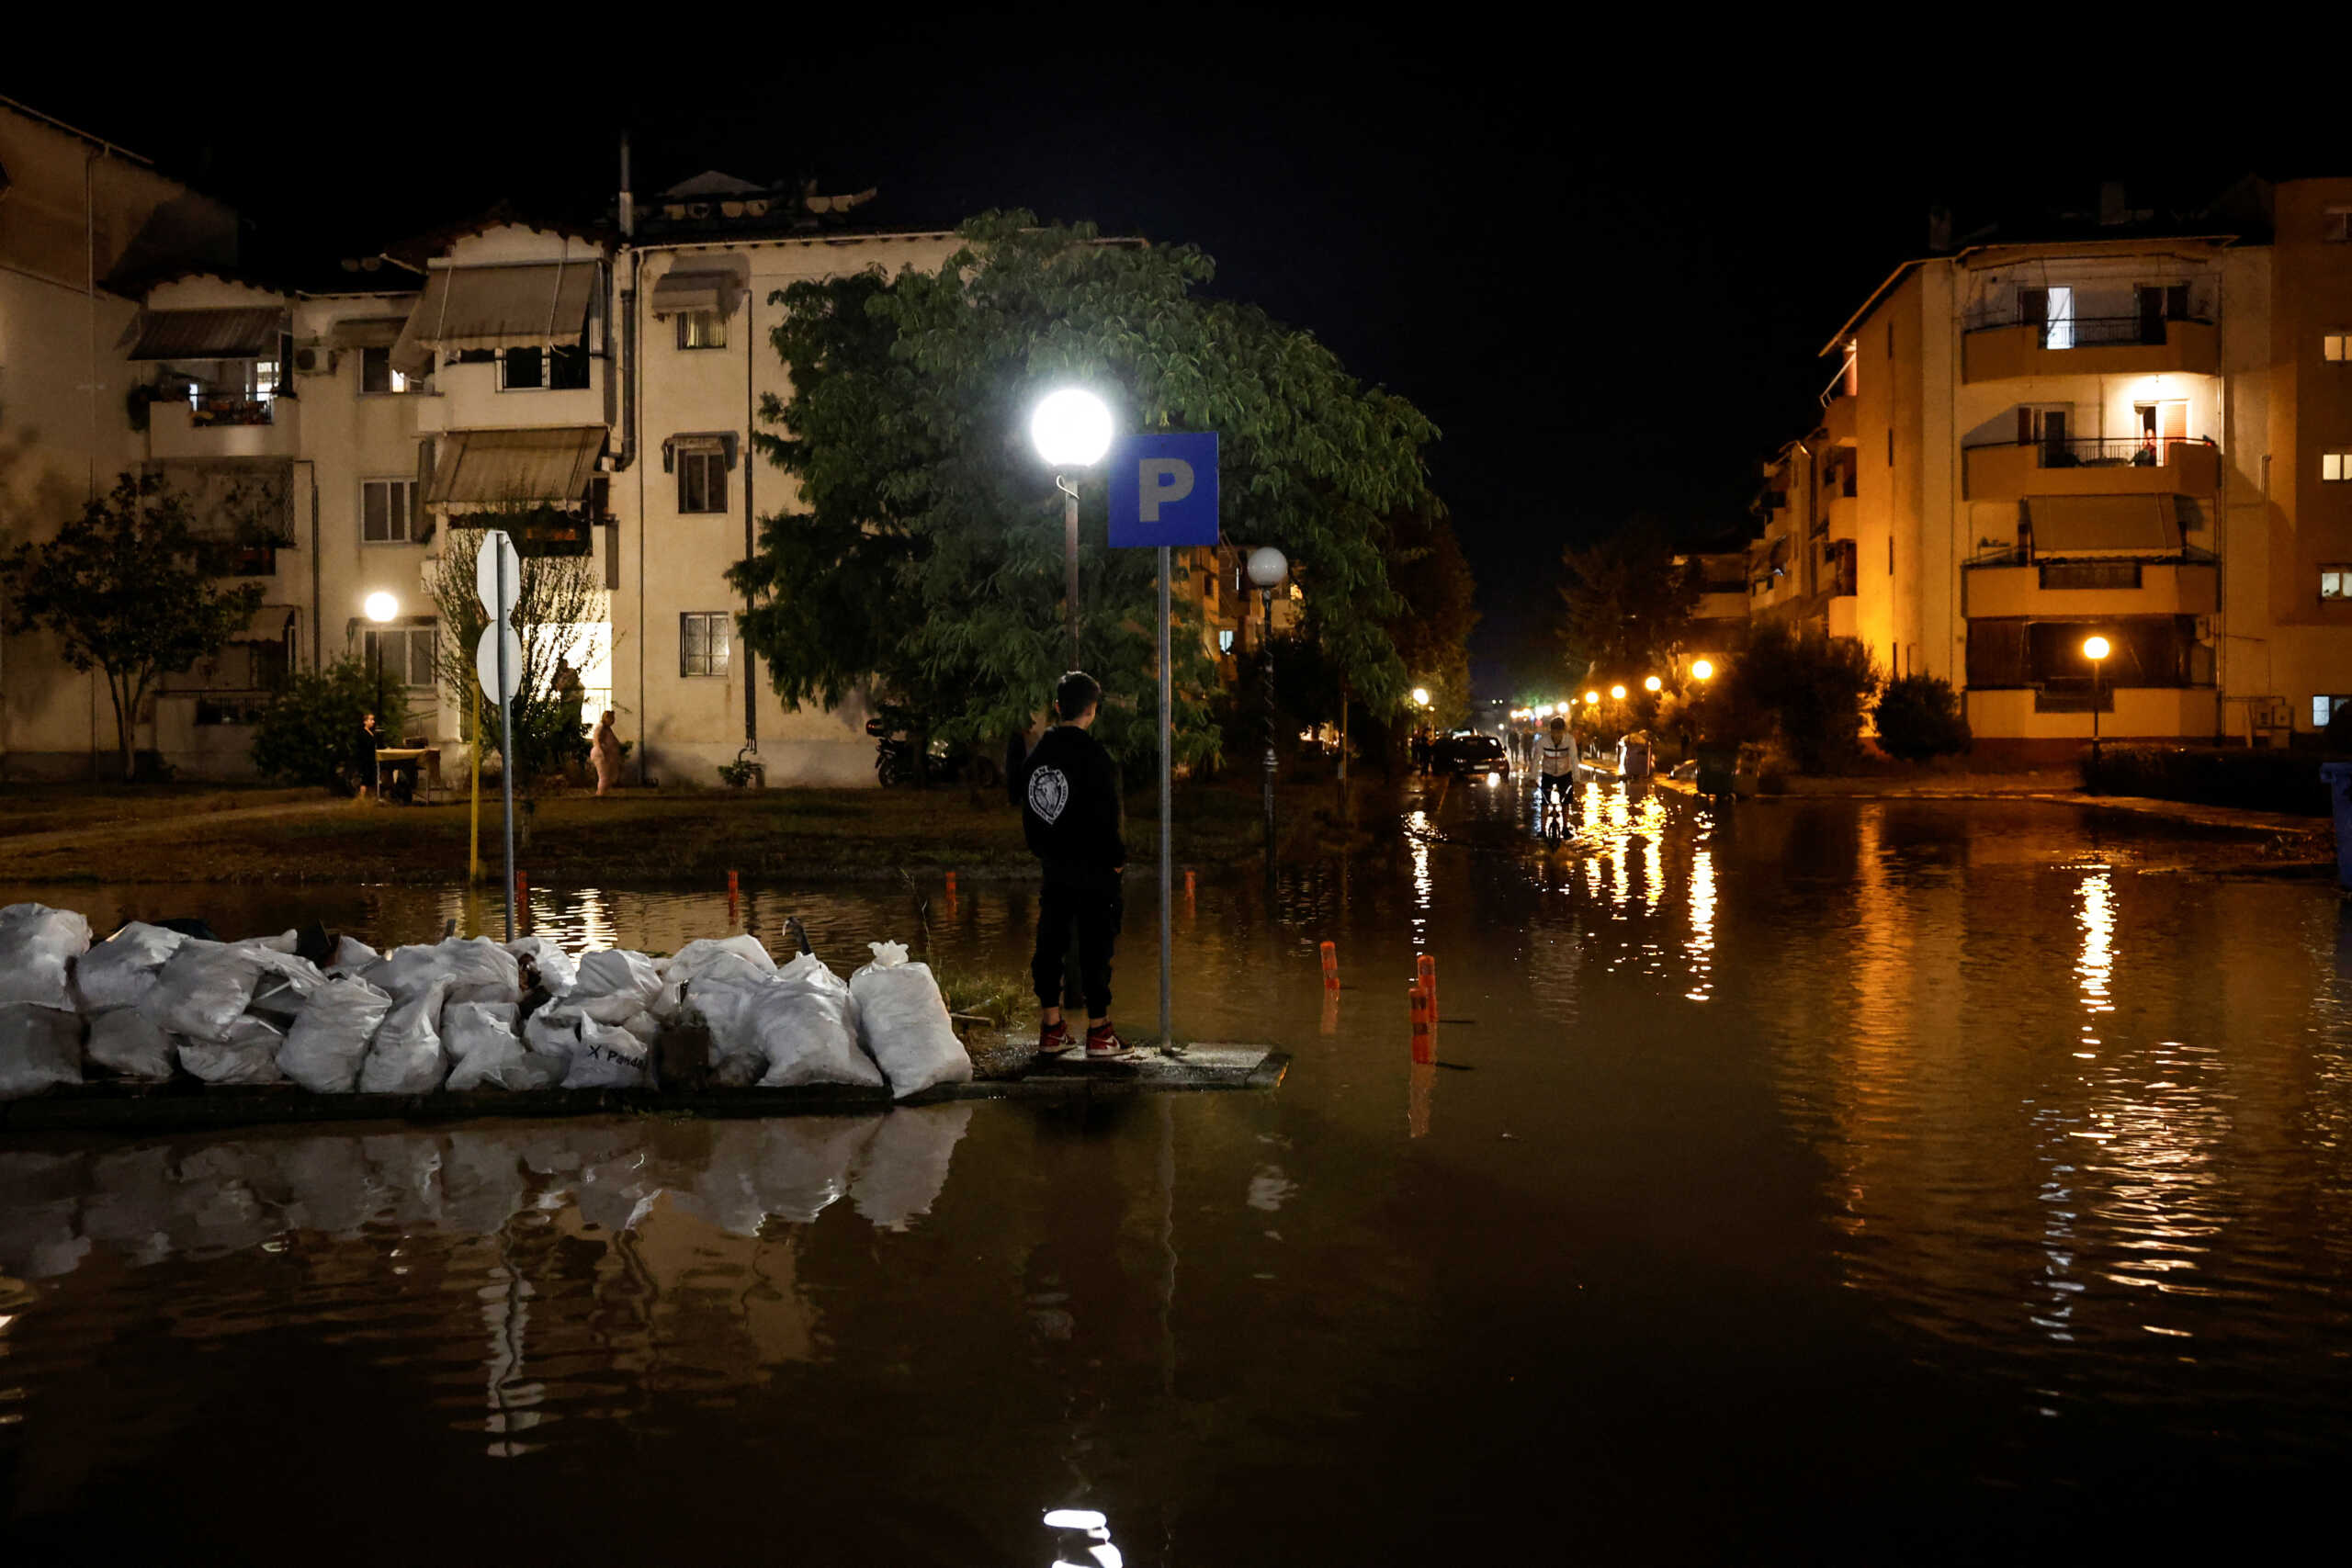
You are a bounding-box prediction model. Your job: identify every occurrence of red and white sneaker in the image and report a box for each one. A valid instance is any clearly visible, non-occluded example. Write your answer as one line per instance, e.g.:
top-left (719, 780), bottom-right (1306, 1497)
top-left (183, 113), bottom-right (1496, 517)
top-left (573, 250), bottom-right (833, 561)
top-left (1037, 1019), bottom-right (1076, 1056)
top-left (1084, 1023), bottom-right (1138, 1062)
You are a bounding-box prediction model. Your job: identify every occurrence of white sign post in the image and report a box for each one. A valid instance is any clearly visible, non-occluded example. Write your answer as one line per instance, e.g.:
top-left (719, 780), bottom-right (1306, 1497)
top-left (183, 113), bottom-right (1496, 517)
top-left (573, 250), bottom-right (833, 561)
top-left (475, 533), bottom-right (523, 940)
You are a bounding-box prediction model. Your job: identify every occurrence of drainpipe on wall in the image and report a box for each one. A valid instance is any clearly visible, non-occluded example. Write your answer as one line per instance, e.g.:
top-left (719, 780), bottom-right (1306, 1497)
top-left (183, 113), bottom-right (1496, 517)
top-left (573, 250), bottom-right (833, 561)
top-left (294, 458), bottom-right (321, 669)
top-left (742, 272), bottom-right (757, 761)
top-left (85, 145), bottom-right (101, 780)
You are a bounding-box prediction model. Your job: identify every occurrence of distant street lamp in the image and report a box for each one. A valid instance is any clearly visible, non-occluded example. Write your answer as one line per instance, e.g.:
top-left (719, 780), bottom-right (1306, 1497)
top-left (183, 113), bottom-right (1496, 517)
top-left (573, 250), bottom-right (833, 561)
top-left (1584, 689), bottom-right (1600, 705)
top-left (1644, 674), bottom-right (1663, 693)
top-left (1247, 546), bottom-right (1289, 855)
top-left (2084, 634), bottom-right (2112, 779)
top-left (1609, 683), bottom-right (1628, 701)
top-left (1029, 389), bottom-right (1114, 671)
top-left (1690, 659), bottom-right (1715, 682)
top-left (1411, 686), bottom-right (1431, 709)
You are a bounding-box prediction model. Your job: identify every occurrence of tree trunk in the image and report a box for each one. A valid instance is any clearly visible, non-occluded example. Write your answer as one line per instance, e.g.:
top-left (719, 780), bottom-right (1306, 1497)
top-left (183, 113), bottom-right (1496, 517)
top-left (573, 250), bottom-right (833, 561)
top-left (107, 669), bottom-right (139, 783)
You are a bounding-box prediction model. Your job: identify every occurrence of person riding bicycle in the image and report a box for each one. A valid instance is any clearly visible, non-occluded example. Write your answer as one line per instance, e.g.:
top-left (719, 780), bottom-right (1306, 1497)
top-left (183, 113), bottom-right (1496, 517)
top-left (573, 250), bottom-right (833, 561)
top-left (1537, 716), bottom-right (1578, 821)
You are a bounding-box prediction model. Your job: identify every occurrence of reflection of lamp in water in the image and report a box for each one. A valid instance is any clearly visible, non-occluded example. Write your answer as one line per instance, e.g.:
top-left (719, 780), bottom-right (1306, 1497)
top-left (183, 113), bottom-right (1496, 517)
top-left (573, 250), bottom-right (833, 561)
top-left (1043, 1507), bottom-right (1122, 1568)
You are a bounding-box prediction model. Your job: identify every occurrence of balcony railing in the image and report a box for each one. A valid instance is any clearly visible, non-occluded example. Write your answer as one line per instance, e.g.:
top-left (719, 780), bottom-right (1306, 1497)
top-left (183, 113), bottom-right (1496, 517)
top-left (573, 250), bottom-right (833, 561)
top-left (187, 392), bottom-right (277, 428)
top-left (1967, 311), bottom-right (2210, 348)
top-left (1985, 434), bottom-right (2216, 469)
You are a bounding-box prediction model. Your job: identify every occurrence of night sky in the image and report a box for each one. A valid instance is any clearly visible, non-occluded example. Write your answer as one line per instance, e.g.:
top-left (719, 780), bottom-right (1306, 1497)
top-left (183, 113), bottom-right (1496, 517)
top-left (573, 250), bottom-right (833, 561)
top-left (15, 48), bottom-right (2329, 695)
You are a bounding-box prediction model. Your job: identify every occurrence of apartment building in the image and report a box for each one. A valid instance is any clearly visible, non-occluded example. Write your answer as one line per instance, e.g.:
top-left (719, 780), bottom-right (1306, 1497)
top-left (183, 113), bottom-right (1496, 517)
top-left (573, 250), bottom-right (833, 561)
top-left (1747, 179), bottom-right (2352, 757)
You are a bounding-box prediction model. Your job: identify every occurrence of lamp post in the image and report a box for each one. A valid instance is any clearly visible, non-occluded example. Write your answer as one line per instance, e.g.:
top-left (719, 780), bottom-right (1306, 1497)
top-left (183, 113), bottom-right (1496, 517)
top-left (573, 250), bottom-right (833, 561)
top-left (1029, 389), bottom-right (1114, 671)
top-left (1247, 546), bottom-right (1288, 857)
top-left (1690, 659), bottom-right (1715, 682)
top-left (364, 591), bottom-right (398, 716)
top-left (2084, 634), bottom-right (2111, 781)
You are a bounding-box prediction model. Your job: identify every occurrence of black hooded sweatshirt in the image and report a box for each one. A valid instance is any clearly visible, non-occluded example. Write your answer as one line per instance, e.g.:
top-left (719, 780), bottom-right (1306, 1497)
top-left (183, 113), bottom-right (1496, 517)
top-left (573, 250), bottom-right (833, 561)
top-left (1014, 724), bottom-right (1125, 889)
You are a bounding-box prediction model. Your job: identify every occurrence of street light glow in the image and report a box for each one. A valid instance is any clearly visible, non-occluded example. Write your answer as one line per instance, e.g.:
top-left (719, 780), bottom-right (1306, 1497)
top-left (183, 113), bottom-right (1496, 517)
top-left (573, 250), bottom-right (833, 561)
top-left (1691, 659), bottom-right (1715, 681)
top-left (364, 592), bottom-right (398, 623)
top-left (1644, 675), bottom-right (1663, 693)
top-left (1585, 689), bottom-right (1600, 705)
top-left (1029, 388), bottom-right (1113, 468)
top-left (2083, 635), bottom-right (2111, 660)
top-left (1534, 704), bottom-right (1552, 718)
top-left (1411, 686), bottom-right (1431, 707)
top-left (1609, 683), bottom-right (1628, 700)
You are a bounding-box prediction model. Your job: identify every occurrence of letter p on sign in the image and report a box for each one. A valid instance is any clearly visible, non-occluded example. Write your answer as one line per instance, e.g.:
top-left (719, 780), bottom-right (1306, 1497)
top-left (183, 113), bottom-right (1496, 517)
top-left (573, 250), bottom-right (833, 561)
top-left (1109, 433), bottom-right (1219, 547)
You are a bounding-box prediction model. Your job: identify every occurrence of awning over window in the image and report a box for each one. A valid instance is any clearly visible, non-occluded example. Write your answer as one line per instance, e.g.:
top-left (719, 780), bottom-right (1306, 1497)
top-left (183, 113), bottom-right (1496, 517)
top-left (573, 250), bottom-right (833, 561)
top-left (128, 308), bottom-right (288, 361)
top-left (329, 316), bottom-right (411, 350)
top-left (238, 604), bottom-right (301, 642)
top-left (390, 262), bottom-right (597, 375)
top-left (662, 431), bottom-right (738, 469)
top-left (2022, 495), bottom-right (2184, 555)
top-left (649, 269), bottom-right (741, 318)
top-left (425, 427), bottom-right (606, 507)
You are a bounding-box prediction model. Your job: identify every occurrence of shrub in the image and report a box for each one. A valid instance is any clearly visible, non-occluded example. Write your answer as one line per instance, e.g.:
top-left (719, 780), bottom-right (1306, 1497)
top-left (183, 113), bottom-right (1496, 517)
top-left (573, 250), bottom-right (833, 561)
top-left (1873, 674), bottom-right (1973, 762)
top-left (250, 657), bottom-right (410, 791)
top-left (1701, 623), bottom-right (1880, 773)
top-left (2083, 745), bottom-right (2333, 816)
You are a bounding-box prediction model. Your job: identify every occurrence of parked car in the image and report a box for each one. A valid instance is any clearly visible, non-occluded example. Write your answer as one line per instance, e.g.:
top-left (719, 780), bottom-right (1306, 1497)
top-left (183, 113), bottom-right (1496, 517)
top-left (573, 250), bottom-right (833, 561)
top-left (1431, 732), bottom-right (1510, 778)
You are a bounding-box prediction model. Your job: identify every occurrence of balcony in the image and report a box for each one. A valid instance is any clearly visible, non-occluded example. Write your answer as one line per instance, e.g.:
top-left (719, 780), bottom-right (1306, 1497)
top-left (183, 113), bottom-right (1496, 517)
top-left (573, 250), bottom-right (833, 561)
top-left (1963, 315), bottom-right (2217, 382)
top-left (1964, 436), bottom-right (2219, 501)
top-left (147, 393), bottom-right (302, 459)
top-left (1965, 685), bottom-right (2216, 740)
top-left (1962, 559), bottom-right (2216, 619)
top-left (1822, 387), bottom-right (1856, 446)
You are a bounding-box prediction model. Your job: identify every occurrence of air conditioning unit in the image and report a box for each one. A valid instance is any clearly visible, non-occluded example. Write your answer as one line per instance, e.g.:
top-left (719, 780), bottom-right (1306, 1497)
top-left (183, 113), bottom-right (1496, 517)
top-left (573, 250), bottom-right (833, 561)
top-left (292, 344), bottom-right (335, 376)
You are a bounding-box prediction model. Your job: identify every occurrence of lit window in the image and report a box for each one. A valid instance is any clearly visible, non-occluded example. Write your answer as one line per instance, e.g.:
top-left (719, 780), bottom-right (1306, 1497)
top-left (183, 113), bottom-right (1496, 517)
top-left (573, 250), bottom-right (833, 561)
top-left (2324, 567), bottom-right (2352, 599)
top-left (361, 479), bottom-right (418, 544)
top-left (680, 612), bottom-right (730, 677)
top-left (675, 310), bottom-right (728, 350)
top-left (2325, 455), bottom-right (2352, 482)
top-left (360, 346), bottom-right (411, 393)
top-left (2328, 334), bottom-right (2352, 363)
top-left (2315, 695), bottom-right (2351, 727)
top-left (1217, 628), bottom-right (1236, 655)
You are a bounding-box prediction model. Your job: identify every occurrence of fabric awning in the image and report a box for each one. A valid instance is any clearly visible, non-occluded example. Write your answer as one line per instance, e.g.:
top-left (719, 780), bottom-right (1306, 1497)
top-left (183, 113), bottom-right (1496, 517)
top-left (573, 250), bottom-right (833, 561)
top-left (329, 316), bottom-right (411, 350)
top-left (425, 427), bottom-right (606, 507)
top-left (2023, 495), bottom-right (2183, 555)
top-left (662, 431), bottom-right (737, 468)
top-left (128, 308), bottom-right (287, 361)
top-left (390, 262), bottom-right (596, 375)
top-left (649, 269), bottom-right (740, 317)
top-left (238, 604), bottom-right (300, 642)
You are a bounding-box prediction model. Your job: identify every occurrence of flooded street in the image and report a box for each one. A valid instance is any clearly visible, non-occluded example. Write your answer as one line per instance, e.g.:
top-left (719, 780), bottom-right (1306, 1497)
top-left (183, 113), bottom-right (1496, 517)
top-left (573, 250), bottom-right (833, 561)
top-left (6, 780), bottom-right (2352, 1561)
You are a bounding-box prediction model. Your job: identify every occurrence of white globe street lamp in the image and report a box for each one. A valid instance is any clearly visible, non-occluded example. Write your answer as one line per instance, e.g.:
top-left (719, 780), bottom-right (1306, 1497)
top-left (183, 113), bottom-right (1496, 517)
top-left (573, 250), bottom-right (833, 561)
top-left (1411, 686), bottom-right (1432, 708)
top-left (1246, 547), bottom-right (1289, 853)
top-left (363, 592), bottom-right (399, 710)
top-left (1644, 674), bottom-right (1663, 693)
top-left (2084, 634), bottom-right (2112, 778)
top-left (1029, 388), bottom-right (1114, 671)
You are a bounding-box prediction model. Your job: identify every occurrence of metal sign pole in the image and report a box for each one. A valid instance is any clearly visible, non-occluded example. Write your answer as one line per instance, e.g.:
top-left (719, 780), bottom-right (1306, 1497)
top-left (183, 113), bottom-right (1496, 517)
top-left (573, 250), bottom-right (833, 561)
top-left (1158, 543), bottom-right (1173, 1051)
top-left (498, 536), bottom-right (516, 942)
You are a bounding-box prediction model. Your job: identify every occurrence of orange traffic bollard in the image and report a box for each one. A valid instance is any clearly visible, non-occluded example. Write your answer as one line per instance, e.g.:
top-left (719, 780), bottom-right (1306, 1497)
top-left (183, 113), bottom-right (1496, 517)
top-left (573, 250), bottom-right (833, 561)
top-left (1408, 1058), bottom-right (1435, 1139)
top-left (944, 871), bottom-right (957, 897)
top-left (1185, 869), bottom-right (1196, 898)
top-left (1417, 953), bottom-right (1438, 1021)
top-left (514, 870), bottom-right (527, 900)
top-left (728, 869), bottom-right (740, 896)
top-left (1320, 940), bottom-right (1340, 990)
top-left (1409, 982), bottom-right (1434, 1065)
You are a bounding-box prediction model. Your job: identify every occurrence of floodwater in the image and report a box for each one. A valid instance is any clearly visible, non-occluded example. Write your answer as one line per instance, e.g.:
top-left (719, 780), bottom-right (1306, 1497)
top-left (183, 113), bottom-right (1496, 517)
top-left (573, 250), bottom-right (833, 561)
top-left (6, 780), bottom-right (2352, 1562)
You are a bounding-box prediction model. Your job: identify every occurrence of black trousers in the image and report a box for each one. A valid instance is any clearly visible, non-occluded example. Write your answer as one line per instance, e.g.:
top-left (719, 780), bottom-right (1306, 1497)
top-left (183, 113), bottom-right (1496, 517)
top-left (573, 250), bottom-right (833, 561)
top-left (1033, 881), bottom-right (1121, 1019)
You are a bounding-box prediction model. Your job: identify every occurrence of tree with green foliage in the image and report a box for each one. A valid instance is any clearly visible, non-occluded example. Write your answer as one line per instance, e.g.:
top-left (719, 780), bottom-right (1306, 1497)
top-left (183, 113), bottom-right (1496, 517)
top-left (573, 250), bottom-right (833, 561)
top-left (0, 472), bottom-right (266, 781)
top-left (1557, 523), bottom-right (1699, 686)
top-left (251, 655), bottom-right (410, 791)
top-left (732, 213), bottom-right (1442, 772)
top-left (1873, 673), bottom-right (1972, 763)
top-left (1693, 621), bottom-right (1880, 773)
top-left (1386, 502), bottom-right (1479, 730)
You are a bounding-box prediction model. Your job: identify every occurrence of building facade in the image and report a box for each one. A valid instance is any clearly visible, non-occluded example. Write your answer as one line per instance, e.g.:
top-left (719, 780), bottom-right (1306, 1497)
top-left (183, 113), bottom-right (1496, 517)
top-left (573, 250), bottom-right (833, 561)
top-left (1738, 180), bottom-right (2352, 758)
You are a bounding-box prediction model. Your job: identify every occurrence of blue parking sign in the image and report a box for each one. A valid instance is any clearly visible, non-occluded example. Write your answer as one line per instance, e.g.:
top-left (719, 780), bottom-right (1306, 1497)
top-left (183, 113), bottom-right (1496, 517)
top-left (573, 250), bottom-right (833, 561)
top-left (1108, 433), bottom-right (1218, 548)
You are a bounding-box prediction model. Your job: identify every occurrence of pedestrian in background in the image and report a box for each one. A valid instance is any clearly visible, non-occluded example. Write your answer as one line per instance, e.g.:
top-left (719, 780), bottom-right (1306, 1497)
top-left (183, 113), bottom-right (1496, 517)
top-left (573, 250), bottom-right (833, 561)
top-left (353, 712), bottom-right (380, 801)
top-left (592, 710), bottom-right (623, 796)
top-left (1012, 671), bottom-right (1136, 1062)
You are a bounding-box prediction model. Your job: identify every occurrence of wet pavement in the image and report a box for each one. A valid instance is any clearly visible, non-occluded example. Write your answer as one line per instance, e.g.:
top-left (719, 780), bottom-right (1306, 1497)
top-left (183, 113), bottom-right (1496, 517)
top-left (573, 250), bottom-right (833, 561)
top-left (6, 777), bottom-right (2352, 1561)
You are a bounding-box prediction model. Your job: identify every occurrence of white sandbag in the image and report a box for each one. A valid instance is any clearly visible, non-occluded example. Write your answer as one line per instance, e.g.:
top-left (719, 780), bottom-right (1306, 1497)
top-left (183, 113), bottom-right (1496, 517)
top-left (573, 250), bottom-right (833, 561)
top-left (524, 1003), bottom-right (582, 1060)
top-left (0, 904), bottom-right (92, 1010)
top-left (86, 1007), bottom-right (175, 1079)
top-left (571, 950), bottom-right (662, 1024)
top-left (445, 1002), bottom-right (560, 1091)
top-left (326, 937), bottom-right (381, 978)
top-left (179, 1015), bottom-right (287, 1085)
top-left (617, 1010), bottom-right (661, 1047)
top-left (848, 942), bottom-right (972, 1099)
top-left (247, 929), bottom-right (300, 953)
top-left (683, 975), bottom-right (770, 1086)
top-left (504, 935), bottom-right (577, 995)
top-left (359, 979), bottom-right (449, 1094)
top-left (142, 939), bottom-right (266, 1043)
top-left (0, 1003), bottom-right (84, 1099)
top-left (243, 945), bottom-right (328, 1025)
top-left (749, 982), bottom-right (881, 1090)
top-left (74, 921), bottom-right (187, 1012)
top-left (278, 976), bottom-right (392, 1093)
top-left (563, 1016), bottom-right (651, 1089)
top-left (659, 935), bottom-right (775, 1016)
top-left (364, 938), bottom-right (520, 1010)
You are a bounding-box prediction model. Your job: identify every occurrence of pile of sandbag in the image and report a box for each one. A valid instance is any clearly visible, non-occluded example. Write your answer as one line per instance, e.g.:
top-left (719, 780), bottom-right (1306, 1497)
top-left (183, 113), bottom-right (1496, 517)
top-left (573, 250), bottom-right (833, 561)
top-left (0, 902), bottom-right (978, 1103)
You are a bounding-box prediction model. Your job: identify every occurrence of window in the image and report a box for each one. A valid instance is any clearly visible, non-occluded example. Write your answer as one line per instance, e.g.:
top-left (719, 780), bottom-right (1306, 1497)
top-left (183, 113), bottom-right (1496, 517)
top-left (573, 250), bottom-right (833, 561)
top-left (2324, 454), bottom-right (2352, 482)
top-left (360, 346), bottom-right (411, 394)
top-left (1217, 627), bottom-right (1236, 655)
top-left (674, 310), bottom-right (728, 350)
top-left (677, 449), bottom-right (728, 513)
top-left (2323, 566), bottom-right (2352, 599)
top-left (501, 344), bottom-right (590, 390)
top-left (2041, 560), bottom-right (2142, 591)
top-left (2325, 209), bottom-right (2352, 243)
top-left (362, 625), bottom-right (436, 689)
top-left (361, 479), bottom-right (418, 544)
top-left (680, 612), bottom-right (730, 677)
top-left (2327, 334), bottom-right (2352, 363)
top-left (2315, 695), bottom-right (2351, 728)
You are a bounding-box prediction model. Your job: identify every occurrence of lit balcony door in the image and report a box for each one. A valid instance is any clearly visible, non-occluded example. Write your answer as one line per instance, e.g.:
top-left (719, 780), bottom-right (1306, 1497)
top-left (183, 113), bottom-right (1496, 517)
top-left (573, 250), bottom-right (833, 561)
top-left (2136, 400), bottom-right (2187, 465)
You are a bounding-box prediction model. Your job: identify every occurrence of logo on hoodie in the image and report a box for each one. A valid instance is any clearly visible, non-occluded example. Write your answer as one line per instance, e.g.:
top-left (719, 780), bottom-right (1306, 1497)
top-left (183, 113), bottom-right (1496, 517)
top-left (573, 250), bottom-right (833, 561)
top-left (1026, 765), bottom-right (1070, 825)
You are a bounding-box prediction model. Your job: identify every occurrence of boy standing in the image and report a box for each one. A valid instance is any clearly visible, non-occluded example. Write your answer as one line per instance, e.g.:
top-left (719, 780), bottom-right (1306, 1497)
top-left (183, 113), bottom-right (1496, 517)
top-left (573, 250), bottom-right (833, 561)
top-left (1015, 671), bottom-right (1136, 1061)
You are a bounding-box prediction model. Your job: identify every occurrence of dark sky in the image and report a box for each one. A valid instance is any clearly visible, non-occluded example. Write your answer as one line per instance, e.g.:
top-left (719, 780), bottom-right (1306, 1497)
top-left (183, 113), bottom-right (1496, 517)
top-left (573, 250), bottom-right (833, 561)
top-left (16, 43), bottom-right (2330, 696)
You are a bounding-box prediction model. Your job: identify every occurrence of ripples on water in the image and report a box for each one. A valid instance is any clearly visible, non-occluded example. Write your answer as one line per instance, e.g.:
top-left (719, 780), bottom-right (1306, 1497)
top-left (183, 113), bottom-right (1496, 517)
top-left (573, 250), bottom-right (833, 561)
top-left (6, 781), bottom-right (2352, 1559)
